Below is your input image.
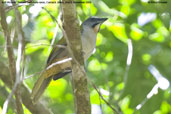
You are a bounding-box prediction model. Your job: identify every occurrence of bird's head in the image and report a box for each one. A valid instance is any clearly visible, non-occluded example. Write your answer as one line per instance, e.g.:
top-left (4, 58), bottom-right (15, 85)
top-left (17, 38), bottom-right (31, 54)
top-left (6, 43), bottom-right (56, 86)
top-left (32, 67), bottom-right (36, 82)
top-left (81, 17), bottom-right (108, 33)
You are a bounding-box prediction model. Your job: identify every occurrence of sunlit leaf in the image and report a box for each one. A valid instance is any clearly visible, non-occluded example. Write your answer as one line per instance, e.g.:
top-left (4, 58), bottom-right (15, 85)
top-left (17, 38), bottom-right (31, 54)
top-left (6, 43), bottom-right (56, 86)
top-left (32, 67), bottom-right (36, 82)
top-left (90, 90), bottom-right (100, 104)
top-left (88, 59), bottom-right (101, 71)
top-left (23, 105), bottom-right (31, 114)
top-left (109, 23), bottom-right (128, 43)
top-left (65, 93), bottom-right (73, 101)
top-left (142, 53), bottom-right (151, 64)
top-left (82, 2), bottom-right (91, 15)
top-left (90, 3), bottom-right (97, 15)
top-left (120, 96), bottom-right (133, 114)
top-left (116, 82), bottom-right (124, 91)
top-left (130, 24), bottom-right (144, 41)
top-left (48, 79), bottom-right (67, 100)
top-left (0, 107), bottom-right (2, 114)
top-left (121, 5), bottom-right (131, 16)
top-left (105, 51), bottom-right (113, 62)
top-left (96, 33), bottom-right (103, 46)
top-left (149, 33), bottom-right (164, 42)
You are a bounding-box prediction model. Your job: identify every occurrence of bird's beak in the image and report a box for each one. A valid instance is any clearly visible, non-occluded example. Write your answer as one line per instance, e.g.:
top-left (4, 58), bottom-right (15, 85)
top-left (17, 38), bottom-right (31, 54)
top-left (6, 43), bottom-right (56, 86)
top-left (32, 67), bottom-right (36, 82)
top-left (93, 18), bottom-right (108, 33)
top-left (96, 18), bottom-right (108, 24)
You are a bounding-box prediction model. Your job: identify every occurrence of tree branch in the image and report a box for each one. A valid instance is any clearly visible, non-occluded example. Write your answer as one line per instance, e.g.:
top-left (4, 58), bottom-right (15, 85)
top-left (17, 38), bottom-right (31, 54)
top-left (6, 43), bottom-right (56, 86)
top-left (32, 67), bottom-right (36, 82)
top-left (0, 2), bottom-right (19, 114)
top-left (88, 79), bottom-right (119, 114)
top-left (0, 61), bottom-right (53, 114)
top-left (0, 85), bottom-right (16, 111)
top-left (0, 0), bottom-right (16, 84)
top-left (12, 3), bottom-right (26, 114)
top-left (0, 2), bottom-right (52, 114)
top-left (61, 0), bottom-right (91, 114)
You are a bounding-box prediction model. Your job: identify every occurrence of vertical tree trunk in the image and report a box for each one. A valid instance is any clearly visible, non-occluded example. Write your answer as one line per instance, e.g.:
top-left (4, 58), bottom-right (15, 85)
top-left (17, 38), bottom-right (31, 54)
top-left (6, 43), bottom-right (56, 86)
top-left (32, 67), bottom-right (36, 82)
top-left (61, 0), bottom-right (91, 114)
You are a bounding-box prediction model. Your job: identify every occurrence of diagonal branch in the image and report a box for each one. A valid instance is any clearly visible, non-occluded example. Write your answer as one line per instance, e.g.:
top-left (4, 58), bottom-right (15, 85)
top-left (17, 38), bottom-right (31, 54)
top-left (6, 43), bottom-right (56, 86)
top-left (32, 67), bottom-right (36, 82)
top-left (88, 79), bottom-right (119, 114)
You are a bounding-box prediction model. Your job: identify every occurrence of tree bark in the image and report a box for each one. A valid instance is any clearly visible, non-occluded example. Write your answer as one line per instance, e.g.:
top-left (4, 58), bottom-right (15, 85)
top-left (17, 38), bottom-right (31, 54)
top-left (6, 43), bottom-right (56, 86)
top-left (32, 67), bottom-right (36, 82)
top-left (61, 0), bottom-right (91, 114)
top-left (0, 2), bottom-right (24, 114)
top-left (0, 61), bottom-right (53, 114)
top-left (0, 2), bottom-right (52, 114)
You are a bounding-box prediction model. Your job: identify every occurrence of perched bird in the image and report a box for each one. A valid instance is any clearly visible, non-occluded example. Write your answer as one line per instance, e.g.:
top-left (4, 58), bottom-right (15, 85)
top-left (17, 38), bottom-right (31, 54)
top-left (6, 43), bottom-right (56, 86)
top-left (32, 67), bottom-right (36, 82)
top-left (31, 17), bottom-right (108, 103)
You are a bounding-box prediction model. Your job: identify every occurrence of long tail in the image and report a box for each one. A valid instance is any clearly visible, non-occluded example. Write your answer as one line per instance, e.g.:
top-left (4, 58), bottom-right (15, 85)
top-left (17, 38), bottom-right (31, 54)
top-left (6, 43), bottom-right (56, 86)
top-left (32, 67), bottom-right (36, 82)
top-left (30, 72), bottom-right (69, 103)
top-left (31, 73), bottom-right (52, 104)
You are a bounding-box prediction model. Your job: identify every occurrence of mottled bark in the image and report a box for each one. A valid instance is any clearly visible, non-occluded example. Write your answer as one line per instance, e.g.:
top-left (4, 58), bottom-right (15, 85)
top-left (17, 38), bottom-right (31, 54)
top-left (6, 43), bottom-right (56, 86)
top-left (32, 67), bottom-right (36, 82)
top-left (61, 0), bottom-right (91, 114)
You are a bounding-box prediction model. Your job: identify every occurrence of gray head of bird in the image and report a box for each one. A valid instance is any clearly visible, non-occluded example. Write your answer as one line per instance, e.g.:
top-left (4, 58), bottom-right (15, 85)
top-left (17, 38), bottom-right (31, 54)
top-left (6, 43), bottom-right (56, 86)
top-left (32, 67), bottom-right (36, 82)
top-left (81, 17), bottom-right (108, 33)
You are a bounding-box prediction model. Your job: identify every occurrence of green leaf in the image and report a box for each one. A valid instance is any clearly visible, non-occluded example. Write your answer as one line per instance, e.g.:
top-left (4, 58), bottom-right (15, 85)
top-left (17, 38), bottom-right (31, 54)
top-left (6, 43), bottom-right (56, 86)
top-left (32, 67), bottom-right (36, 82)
top-left (47, 79), bottom-right (67, 101)
top-left (109, 23), bottom-right (128, 43)
top-left (25, 40), bottom-right (50, 55)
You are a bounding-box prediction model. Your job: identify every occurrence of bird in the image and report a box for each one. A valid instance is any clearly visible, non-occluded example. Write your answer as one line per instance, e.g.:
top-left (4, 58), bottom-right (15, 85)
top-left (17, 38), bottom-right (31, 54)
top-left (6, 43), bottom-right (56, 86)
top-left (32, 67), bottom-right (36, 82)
top-left (31, 17), bottom-right (108, 103)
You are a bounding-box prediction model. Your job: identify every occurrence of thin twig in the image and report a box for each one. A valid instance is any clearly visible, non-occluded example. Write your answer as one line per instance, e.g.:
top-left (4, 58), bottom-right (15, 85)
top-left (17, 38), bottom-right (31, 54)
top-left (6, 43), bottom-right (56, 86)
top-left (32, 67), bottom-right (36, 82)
top-left (23, 71), bottom-right (42, 80)
top-left (0, 1), bottom-right (18, 114)
top-left (48, 25), bottom-right (58, 52)
top-left (5, 4), bottom-right (30, 13)
top-left (0, 85), bottom-right (16, 109)
top-left (42, 7), bottom-right (63, 58)
top-left (88, 78), bottom-right (119, 114)
top-left (0, 44), bottom-right (49, 48)
top-left (42, 7), bottom-right (59, 24)
top-left (25, 43), bottom-right (66, 49)
top-left (46, 57), bottom-right (72, 70)
top-left (42, 7), bottom-right (61, 55)
top-left (21, 50), bottom-right (25, 81)
top-left (12, 1), bottom-right (25, 113)
top-left (2, 80), bottom-right (19, 114)
top-left (98, 88), bottom-right (103, 114)
top-left (118, 39), bottom-right (133, 100)
top-left (0, 43), bottom-right (66, 49)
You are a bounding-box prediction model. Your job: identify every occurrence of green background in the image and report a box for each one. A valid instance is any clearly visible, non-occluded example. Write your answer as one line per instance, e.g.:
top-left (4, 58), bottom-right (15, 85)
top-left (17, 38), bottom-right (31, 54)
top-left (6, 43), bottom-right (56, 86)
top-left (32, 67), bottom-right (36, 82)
top-left (0, 0), bottom-right (171, 113)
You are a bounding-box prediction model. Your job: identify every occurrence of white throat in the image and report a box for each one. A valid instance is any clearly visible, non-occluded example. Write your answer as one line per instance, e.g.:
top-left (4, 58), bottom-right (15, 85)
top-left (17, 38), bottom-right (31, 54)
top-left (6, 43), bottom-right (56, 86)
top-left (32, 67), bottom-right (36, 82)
top-left (81, 26), bottom-right (97, 60)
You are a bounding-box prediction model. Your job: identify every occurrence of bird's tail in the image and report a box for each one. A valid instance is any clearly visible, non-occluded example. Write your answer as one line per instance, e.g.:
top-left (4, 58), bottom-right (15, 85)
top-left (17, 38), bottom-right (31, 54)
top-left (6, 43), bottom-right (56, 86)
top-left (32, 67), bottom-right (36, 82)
top-left (31, 72), bottom-right (52, 104)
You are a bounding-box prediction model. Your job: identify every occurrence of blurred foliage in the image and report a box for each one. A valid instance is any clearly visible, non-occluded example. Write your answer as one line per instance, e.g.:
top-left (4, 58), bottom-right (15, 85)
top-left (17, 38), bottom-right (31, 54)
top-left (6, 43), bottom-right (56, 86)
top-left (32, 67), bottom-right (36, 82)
top-left (0, 0), bottom-right (171, 114)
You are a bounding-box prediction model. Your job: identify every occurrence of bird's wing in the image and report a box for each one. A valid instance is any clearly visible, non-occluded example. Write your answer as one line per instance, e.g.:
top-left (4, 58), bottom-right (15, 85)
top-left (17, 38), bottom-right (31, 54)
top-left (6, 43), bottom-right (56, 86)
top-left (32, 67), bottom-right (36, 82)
top-left (46, 37), bottom-right (67, 65)
top-left (31, 37), bottom-right (71, 103)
